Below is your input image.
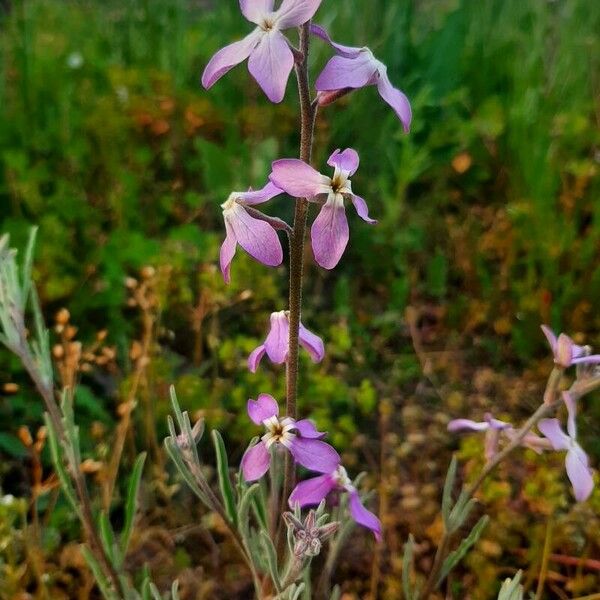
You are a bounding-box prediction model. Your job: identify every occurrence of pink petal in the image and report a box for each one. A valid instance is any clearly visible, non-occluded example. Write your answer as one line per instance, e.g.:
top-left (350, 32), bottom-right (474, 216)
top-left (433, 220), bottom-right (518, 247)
top-left (248, 30), bottom-right (294, 103)
top-left (327, 148), bottom-right (360, 176)
top-left (294, 419), bottom-right (326, 439)
top-left (264, 311), bottom-right (290, 364)
top-left (202, 30), bottom-right (262, 89)
top-left (348, 490), bottom-right (382, 541)
top-left (299, 322), bottom-right (324, 363)
top-left (227, 202), bottom-right (283, 267)
top-left (239, 0), bottom-right (274, 24)
top-left (447, 419), bottom-right (489, 432)
top-left (310, 195), bottom-right (349, 270)
top-left (288, 437), bottom-right (340, 473)
top-left (350, 195), bottom-right (377, 224)
top-left (270, 159), bottom-right (327, 198)
top-left (309, 24), bottom-right (362, 59)
top-left (247, 393), bottom-right (279, 425)
top-left (565, 448), bottom-right (594, 502)
top-left (247, 344), bottom-right (266, 373)
top-left (376, 71), bottom-right (412, 133)
top-left (241, 441), bottom-right (271, 481)
top-left (540, 325), bottom-right (557, 352)
top-left (288, 474), bottom-right (336, 508)
top-left (238, 181), bottom-right (284, 206)
top-left (219, 221), bottom-right (238, 284)
top-left (315, 53), bottom-right (377, 91)
top-left (276, 0), bottom-right (323, 29)
top-left (537, 418), bottom-right (570, 451)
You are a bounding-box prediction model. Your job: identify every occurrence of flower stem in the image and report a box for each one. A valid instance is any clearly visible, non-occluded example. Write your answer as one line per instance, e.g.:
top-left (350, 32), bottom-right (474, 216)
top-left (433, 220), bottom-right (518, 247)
top-left (283, 21), bottom-right (317, 503)
top-left (418, 369), bottom-right (600, 599)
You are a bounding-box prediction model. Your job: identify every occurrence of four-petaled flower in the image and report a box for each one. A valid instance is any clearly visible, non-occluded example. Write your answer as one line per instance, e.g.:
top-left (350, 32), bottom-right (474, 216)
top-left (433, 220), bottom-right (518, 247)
top-left (288, 465), bottom-right (382, 540)
top-left (220, 182), bottom-right (285, 283)
top-left (202, 0), bottom-right (323, 103)
top-left (241, 393), bottom-right (340, 481)
top-left (311, 24), bottom-right (412, 132)
top-left (541, 325), bottom-right (600, 369)
top-left (248, 310), bottom-right (324, 372)
top-left (448, 413), bottom-right (551, 461)
top-left (538, 392), bottom-right (594, 502)
top-left (270, 148), bottom-right (376, 269)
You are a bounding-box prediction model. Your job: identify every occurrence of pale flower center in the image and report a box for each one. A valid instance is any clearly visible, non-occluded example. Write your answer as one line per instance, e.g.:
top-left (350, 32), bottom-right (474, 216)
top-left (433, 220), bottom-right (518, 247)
top-left (262, 416), bottom-right (296, 449)
top-left (332, 466), bottom-right (351, 488)
top-left (221, 193), bottom-right (238, 212)
top-left (329, 168), bottom-right (352, 195)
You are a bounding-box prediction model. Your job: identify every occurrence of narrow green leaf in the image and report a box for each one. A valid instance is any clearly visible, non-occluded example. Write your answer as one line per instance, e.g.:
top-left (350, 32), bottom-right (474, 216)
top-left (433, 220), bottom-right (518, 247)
top-left (98, 512), bottom-right (118, 565)
top-left (164, 439), bottom-right (211, 507)
top-left (437, 515), bottom-right (490, 586)
top-left (442, 456), bottom-right (457, 527)
top-left (80, 545), bottom-right (120, 600)
top-left (238, 483), bottom-right (259, 541)
top-left (211, 430), bottom-right (237, 527)
top-left (330, 585), bottom-right (341, 600)
top-left (169, 386), bottom-right (185, 428)
top-left (171, 580), bottom-right (181, 600)
top-left (120, 452), bottom-right (147, 562)
top-left (21, 226), bottom-right (38, 308)
top-left (402, 534), bottom-right (415, 600)
top-left (497, 570), bottom-right (523, 600)
top-left (148, 583), bottom-right (163, 600)
top-left (260, 531), bottom-right (282, 592)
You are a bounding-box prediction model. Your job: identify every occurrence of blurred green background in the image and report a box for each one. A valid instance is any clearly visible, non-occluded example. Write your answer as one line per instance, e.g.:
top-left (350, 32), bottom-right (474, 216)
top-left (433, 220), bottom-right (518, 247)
top-left (1, 0), bottom-right (599, 598)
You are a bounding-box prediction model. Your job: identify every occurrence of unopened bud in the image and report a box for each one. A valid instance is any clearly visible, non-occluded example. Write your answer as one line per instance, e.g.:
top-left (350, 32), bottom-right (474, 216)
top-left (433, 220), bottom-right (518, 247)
top-left (317, 88), bottom-right (354, 107)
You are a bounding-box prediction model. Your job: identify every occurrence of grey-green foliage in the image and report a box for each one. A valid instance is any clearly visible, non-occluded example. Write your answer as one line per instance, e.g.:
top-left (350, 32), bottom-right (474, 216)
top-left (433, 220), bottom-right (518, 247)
top-left (497, 571), bottom-right (524, 600)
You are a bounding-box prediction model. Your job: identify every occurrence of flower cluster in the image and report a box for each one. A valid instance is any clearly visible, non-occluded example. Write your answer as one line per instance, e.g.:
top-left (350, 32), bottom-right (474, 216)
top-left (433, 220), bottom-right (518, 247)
top-left (202, 0), bottom-right (407, 541)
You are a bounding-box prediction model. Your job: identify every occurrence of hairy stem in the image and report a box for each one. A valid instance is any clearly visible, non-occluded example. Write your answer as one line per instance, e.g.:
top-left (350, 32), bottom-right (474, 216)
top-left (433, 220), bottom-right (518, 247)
top-left (283, 21), bottom-right (317, 505)
top-left (418, 368), bottom-right (600, 599)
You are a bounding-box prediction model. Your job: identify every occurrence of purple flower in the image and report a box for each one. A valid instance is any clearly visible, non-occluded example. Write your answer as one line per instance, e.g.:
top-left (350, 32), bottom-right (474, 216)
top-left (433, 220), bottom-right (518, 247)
top-left (538, 392), bottom-right (594, 502)
top-left (541, 325), bottom-right (600, 368)
top-left (248, 310), bottom-right (324, 372)
top-left (288, 465), bottom-right (382, 541)
top-left (448, 413), bottom-right (551, 460)
top-left (241, 393), bottom-right (340, 482)
top-left (310, 24), bottom-right (411, 132)
top-left (201, 0), bottom-right (323, 103)
top-left (220, 182), bottom-right (284, 283)
top-left (269, 148), bottom-right (376, 269)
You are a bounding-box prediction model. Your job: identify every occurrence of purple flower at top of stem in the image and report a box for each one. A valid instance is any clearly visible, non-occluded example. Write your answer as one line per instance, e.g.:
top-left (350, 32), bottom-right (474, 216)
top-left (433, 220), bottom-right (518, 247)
top-left (220, 182), bottom-right (285, 283)
top-left (540, 325), bottom-right (600, 369)
top-left (538, 392), bottom-right (594, 502)
top-left (248, 310), bottom-right (324, 372)
top-left (310, 24), bottom-right (412, 132)
top-left (201, 0), bottom-right (323, 103)
top-left (448, 413), bottom-right (551, 461)
top-left (241, 393), bottom-right (340, 482)
top-left (269, 148), bottom-right (376, 269)
top-left (288, 465), bottom-right (382, 541)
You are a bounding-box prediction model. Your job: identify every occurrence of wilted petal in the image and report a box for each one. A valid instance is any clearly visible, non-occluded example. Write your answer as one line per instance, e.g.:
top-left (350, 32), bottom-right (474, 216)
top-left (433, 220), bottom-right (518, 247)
top-left (295, 419), bottom-right (326, 439)
top-left (484, 429), bottom-right (501, 462)
top-left (447, 419), bottom-right (489, 433)
top-left (350, 195), bottom-right (377, 224)
top-left (309, 24), bottom-right (362, 59)
top-left (241, 440), bottom-right (271, 481)
top-left (270, 159), bottom-right (329, 198)
top-left (289, 474), bottom-right (336, 508)
top-left (315, 53), bottom-right (377, 91)
top-left (288, 437), bottom-right (340, 473)
top-left (248, 30), bottom-right (294, 103)
top-left (264, 311), bottom-right (290, 364)
top-left (239, 0), bottom-right (274, 24)
top-left (202, 30), bottom-right (262, 89)
top-left (227, 202), bottom-right (283, 267)
top-left (376, 71), bottom-right (412, 133)
top-left (538, 419), bottom-right (570, 451)
top-left (238, 181), bottom-right (284, 206)
top-left (299, 322), bottom-right (324, 363)
top-left (311, 195), bottom-right (349, 270)
top-left (247, 393), bottom-right (279, 424)
top-left (348, 490), bottom-right (382, 541)
top-left (555, 333), bottom-right (576, 367)
top-left (327, 148), bottom-right (360, 176)
top-left (247, 344), bottom-right (267, 373)
top-left (565, 448), bottom-right (594, 502)
top-left (220, 221), bottom-right (238, 284)
top-left (276, 0), bottom-right (322, 29)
